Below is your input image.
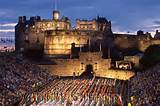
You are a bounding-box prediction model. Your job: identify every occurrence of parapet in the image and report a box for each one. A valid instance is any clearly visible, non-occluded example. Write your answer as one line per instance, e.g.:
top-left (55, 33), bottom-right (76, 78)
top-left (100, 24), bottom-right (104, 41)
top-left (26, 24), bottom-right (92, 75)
top-left (18, 16), bottom-right (26, 23)
top-left (30, 16), bottom-right (41, 22)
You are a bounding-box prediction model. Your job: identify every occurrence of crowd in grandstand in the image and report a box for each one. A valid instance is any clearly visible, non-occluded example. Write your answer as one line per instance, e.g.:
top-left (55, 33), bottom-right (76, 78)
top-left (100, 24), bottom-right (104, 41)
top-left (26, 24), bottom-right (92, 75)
top-left (1, 53), bottom-right (160, 106)
top-left (0, 37), bottom-right (15, 52)
top-left (129, 64), bottom-right (160, 106)
top-left (0, 46), bottom-right (15, 52)
top-left (0, 54), bottom-right (54, 106)
top-left (30, 78), bottom-right (123, 106)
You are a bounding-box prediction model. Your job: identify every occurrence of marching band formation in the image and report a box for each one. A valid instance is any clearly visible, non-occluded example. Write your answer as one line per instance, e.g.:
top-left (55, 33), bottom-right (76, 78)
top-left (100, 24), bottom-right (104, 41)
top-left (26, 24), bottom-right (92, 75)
top-left (30, 78), bottom-right (123, 106)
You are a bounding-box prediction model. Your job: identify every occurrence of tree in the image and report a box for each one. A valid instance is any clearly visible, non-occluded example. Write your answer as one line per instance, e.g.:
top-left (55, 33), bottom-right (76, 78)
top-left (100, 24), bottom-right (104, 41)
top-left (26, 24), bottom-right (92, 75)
top-left (140, 45), bottom-right (160, 69)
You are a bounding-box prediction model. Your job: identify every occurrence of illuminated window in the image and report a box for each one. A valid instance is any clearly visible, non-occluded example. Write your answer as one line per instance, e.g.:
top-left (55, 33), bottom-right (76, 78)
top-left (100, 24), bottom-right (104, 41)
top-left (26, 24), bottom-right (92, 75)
top-left (47, 24), bottom-right (51, 27)
top-left (57, 23), bottom-right (60, 27)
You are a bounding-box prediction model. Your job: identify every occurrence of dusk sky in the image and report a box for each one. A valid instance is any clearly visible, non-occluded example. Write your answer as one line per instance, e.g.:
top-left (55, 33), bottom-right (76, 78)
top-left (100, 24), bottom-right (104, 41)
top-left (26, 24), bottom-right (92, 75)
top-left (0, 0), bottom-right (160, 37)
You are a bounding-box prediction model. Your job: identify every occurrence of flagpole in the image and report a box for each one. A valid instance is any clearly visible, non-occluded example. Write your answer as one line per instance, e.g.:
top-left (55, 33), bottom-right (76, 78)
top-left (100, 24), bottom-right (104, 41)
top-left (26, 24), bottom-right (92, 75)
top-left (54, 0), bottom-right (57, 10)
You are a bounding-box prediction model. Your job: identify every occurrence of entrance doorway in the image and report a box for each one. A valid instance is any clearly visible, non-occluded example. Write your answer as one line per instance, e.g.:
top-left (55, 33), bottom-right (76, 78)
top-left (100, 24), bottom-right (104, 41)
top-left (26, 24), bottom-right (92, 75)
top-left (80, 64), bottom-right (94, 78)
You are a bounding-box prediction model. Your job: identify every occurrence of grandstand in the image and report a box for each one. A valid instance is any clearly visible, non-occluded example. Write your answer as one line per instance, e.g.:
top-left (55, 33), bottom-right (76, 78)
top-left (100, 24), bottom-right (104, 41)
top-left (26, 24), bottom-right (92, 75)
top-left (0, 54), bottom-right (159, 106)
top-left (0, 54), bottom-right (54, 106)
top-left (0, 36), bottom-right (15, 52)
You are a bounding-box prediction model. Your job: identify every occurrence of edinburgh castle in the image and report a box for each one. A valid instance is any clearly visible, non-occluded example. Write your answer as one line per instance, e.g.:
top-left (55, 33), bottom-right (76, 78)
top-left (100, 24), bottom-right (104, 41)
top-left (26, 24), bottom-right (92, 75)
top-left (15, 9), bottom-right (160, 80)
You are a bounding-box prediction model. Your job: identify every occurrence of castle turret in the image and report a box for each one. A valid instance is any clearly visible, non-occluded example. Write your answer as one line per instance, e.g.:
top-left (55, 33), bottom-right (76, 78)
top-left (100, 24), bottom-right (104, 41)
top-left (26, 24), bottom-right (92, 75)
top-left (18, 16), bottom-right (26, 23)
top-left (156, 30), bottom-right (159, 34)
top-left (53, 10), bottom-right (60, 20)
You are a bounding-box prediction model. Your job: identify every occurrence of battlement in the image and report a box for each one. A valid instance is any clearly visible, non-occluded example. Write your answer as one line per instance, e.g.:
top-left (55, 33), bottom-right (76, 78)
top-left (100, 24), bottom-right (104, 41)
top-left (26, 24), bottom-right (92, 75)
top-left (76, 16), bottom-right (111, 31)
top-left (18, 16), bottom-right (41, 23)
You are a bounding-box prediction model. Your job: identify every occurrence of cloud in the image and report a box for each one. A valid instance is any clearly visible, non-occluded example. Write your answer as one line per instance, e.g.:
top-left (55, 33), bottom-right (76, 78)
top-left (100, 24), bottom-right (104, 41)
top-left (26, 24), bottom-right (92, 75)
top-left (0, 29), bottom-right (15, 33)
top-left (1, 0), bottom-right (160, 36)
top-left (0, 23), bottom-right (16, 34)
top-left (153, 20), bottom-right (160, 25)
top-left (0, 11), bottom-right (7, 16)
top-left (112, 25), bottom-right (136, 35)
top-left (134, 18), bottom-right (160, 37)
top-left (139, 18), bottom-right (160, 30)
top-left (0, 23), bottom-right (17, 27)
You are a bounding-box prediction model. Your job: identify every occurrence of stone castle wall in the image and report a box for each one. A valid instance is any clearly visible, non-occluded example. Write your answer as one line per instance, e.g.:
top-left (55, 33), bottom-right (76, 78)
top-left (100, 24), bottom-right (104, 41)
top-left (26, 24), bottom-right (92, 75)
top-left (113, 34), bottom-right (160, 52)
top-left (113, 36), bottom-right (138, 49)
top-left (44, 33), bottom-right (90, 55)
top-left (40, 52), bottom-right (111, 76)
top-left (138, 40), bottom-right (160, 51)
top-left (40, 61), bottom-right (134, 81)
top-left (76, 19), bottom-right (98, 31)
top-left (35, 20), bottom-right (71, 31)
top-left (39, 52), bottom-right (135, 80)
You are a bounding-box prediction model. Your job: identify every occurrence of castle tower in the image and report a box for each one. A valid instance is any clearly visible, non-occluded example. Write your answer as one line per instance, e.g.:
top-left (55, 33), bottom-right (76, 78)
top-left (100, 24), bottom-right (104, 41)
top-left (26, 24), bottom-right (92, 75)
top-left (53, 10), bottom-right (60, 20)
top-left (53, 0), bottom-right (60, 20)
